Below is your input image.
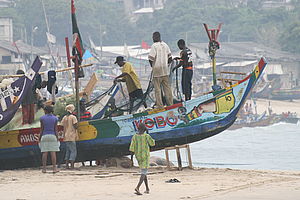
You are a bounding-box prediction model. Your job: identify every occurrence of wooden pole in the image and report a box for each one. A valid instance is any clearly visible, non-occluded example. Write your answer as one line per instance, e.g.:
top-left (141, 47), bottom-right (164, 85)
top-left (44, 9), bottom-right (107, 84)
top-left (212, 56), bottom-right (217, 86)
top-left (75, 56), bottom-right (80, 121)
top-left (165, 149), bottom-right (170, 170)
top-left (65, 37), bottom-right (75, 94)
top-left (186, 145), bottom-right (193, 169)
top-left (203, 23), bottom-right (222, 89)
top-left (65, 37), bottom-right (71, 68)
top-left (0, 63), bottom-right (92, 78)
top-left (175, 146), bottom-right (182, 171)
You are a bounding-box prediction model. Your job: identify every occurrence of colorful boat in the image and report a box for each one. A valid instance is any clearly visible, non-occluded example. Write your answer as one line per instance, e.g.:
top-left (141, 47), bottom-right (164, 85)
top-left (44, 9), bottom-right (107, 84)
top-left (253, 74), bottom-right (300, 100)
top-left (228, 113), bottom-right (281, 130)
top-left (0, 58), bottom-right (267, 169)
top-left (269, 88), bottom-right (300, 100)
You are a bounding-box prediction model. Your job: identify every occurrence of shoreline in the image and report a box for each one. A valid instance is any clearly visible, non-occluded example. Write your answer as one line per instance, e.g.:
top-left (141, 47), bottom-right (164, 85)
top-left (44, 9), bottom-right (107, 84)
top-left (251, 98), bottom-right (300, 116)
top-left (1, 166), bottom-right (300, 200)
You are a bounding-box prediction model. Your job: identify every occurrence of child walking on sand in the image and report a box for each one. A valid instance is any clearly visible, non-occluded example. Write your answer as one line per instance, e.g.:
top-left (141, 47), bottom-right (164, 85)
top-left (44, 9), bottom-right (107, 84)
top-left (129, 123), bottom-right (155, 195)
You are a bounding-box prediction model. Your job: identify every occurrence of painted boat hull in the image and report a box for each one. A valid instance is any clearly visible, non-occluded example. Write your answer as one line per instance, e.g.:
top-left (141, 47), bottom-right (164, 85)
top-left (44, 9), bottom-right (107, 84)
top-left (281, 117), bottom-right (299, 124)
top-left (0, 58), bottom-right (267, 170)
top-left (269, 89), bottom-right (300, 100)
top-left (228, 115), bottom-right (280, 130)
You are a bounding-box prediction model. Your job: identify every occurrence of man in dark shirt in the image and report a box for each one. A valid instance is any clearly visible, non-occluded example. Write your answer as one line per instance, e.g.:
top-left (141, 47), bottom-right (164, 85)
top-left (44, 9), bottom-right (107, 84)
top-left (173, 39), bottom-right (193, 101)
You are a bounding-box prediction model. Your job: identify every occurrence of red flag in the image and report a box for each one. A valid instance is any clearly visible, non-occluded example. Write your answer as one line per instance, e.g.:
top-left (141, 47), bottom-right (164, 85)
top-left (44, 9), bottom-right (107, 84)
top-left (141, 41), bottom-right (150, 50)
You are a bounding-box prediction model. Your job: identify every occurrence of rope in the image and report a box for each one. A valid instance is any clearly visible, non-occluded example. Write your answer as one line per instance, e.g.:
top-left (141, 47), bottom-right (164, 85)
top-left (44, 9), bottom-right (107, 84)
top-left (85, 83), bottom-right (117, 108)
top-left (173, 60), bottom-right (183, 102)
top-left (116, 72), bottom-right (154, 112)
top-left (86, 61), bottom-right (184, 118)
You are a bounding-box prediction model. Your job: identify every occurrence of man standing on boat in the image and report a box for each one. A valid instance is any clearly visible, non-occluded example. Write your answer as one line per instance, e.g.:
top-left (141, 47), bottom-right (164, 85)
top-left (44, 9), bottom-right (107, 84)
top-left (148, 31), bottom-right (173, 109)
top-left (17, 69), bottom-right (37, 124)
top-left (173, 39), bottom-right (193, 101)
top-left (114, 56), bottom-right (147, 114)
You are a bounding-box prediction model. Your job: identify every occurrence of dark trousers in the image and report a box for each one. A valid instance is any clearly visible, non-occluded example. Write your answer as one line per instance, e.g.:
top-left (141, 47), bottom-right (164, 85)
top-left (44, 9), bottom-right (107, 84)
top-left (129, 89), bottom-right (147, 113)
top-left (181, 69), bottom-right (193, 101)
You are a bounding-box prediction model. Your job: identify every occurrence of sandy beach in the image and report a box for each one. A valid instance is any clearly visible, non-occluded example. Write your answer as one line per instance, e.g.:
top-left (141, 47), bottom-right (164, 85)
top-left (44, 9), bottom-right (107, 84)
top-left (1, 165), bottom-right (300, 200)
top-left (255, 99), bottom-right (300, 115)
top-left (1, 99), bottom-right (300, 200)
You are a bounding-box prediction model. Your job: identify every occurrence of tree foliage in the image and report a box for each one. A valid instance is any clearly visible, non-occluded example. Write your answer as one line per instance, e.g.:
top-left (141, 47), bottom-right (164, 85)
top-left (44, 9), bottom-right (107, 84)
top-left (2, 0), bottom-right (300, 53)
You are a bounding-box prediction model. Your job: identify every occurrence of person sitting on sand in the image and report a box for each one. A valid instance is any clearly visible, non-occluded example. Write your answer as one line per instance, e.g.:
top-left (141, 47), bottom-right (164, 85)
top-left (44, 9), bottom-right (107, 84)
top-left (129, 123), bottom-right (155, 195)
top-left (39, 105), bottom-right (60, 173)
top-left (61, 104), bottom-right (78, 169)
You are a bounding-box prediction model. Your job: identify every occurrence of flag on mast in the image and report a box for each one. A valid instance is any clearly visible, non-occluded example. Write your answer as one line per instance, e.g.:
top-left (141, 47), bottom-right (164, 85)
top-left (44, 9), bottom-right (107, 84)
top-left (141, 41), bottom-right (150, 50)
top-left (71, 0), bottom-right (85, 65)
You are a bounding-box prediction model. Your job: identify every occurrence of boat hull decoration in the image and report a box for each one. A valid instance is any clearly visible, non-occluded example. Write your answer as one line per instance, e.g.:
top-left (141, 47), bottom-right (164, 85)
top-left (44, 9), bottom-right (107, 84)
top-left (0, 58), bottom-right (267, 169)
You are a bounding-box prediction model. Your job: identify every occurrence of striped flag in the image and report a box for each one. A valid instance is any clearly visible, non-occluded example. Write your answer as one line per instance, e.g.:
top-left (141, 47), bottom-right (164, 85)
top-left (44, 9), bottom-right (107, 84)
top-left (71, 0), bottom-right (85, 65)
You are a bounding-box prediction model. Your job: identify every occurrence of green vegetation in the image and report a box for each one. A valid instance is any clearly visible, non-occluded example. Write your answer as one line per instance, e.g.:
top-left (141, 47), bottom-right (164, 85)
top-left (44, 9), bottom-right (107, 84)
top-left (53, 95), bottom-right (76, 120)
top-left (1, 0), bottom-right (300, 53)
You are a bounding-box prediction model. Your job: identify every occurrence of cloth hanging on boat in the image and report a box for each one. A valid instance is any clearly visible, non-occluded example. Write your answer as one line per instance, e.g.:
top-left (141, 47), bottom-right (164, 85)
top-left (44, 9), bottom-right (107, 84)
top-left (78, 67), bottom-right (85, 78)
top-left (47, 70), bottom-right (58, 95)
top-left (33, 73), bottom-right (42, 90)
top-left (0, 57), bottom-right (42, 128)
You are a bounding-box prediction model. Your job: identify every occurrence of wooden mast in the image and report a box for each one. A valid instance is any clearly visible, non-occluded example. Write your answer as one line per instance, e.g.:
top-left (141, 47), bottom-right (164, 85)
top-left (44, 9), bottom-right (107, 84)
top-left (203, 23), bottom-right (222, 90)
top-left (65, 37), bottom-right (80, 120)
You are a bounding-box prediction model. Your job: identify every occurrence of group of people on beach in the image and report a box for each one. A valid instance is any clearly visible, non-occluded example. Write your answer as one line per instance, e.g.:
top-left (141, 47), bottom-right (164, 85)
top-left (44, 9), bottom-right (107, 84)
top-left (38, 103), bottom-right (155, 195)
top-left (38, 31), bottom-right (193, 195)
top-left (39, 104), bottom-right (80, 173)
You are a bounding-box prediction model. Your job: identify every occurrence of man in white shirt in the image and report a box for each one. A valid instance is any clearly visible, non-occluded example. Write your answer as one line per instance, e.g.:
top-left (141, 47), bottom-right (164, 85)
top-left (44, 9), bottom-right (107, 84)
top-left (148, 32), bottom-right (173, 109)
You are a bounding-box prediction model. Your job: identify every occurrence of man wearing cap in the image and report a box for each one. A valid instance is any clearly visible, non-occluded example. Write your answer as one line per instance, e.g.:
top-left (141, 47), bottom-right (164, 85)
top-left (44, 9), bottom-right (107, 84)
top-left (148, 31), bottom-right (173, 109)
top-left (61, 104), bottom-right (78, 169)
top-left (114, 56), bottom-right (147, 113)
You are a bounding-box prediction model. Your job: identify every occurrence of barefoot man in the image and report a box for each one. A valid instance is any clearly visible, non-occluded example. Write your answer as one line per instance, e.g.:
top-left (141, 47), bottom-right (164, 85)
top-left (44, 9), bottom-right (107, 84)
top-left (129, 123), bottom-right (155, 195)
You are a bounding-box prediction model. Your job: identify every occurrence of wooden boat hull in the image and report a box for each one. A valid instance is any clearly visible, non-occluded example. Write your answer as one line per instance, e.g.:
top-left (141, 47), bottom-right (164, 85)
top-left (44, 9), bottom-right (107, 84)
top-left (281, 117), bottom-right (299, 124)
top-left (228, 115), bottom-right (280, 130)
top-left (269, 89), bottom-right (300, 100)
top-left (0, 58), bottom-right (267, 170)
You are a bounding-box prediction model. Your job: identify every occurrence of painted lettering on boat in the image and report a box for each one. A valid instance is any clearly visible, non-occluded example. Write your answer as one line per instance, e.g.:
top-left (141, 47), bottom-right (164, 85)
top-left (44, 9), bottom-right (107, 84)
top-left (18, 130), bottom-right (40, 146)
top-left (132, 115), bottom-right (178, 131)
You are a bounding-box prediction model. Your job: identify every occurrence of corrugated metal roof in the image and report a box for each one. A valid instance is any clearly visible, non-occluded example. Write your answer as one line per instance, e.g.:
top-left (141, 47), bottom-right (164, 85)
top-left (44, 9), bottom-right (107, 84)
top-left (190, 42), bottom-right (300, 62)
top-left (264, 64), bottom-right (283, 74)
top-left (221, 60), bottom-right (257, 67)
top-left (0, 40), bottom-right (47, 55)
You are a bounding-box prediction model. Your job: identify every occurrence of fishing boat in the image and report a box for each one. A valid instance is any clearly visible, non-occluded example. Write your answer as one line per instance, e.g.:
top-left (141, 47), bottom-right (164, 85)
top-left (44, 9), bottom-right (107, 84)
top-left (228, 112), bottom-right (281, 130)
top-left (0, 2), bottom-right (268, 169)
top-left (253, 74), bottom-right (300, 100)
top-left (0, 57), bottom-right (267, 169)
top-left (280, 112), bottom-right (299, 124)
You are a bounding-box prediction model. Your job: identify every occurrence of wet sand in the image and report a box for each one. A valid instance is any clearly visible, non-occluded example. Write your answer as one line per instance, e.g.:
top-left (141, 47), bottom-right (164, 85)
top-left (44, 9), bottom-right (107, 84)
top-left (1, 166), bottom-right (300, 200)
